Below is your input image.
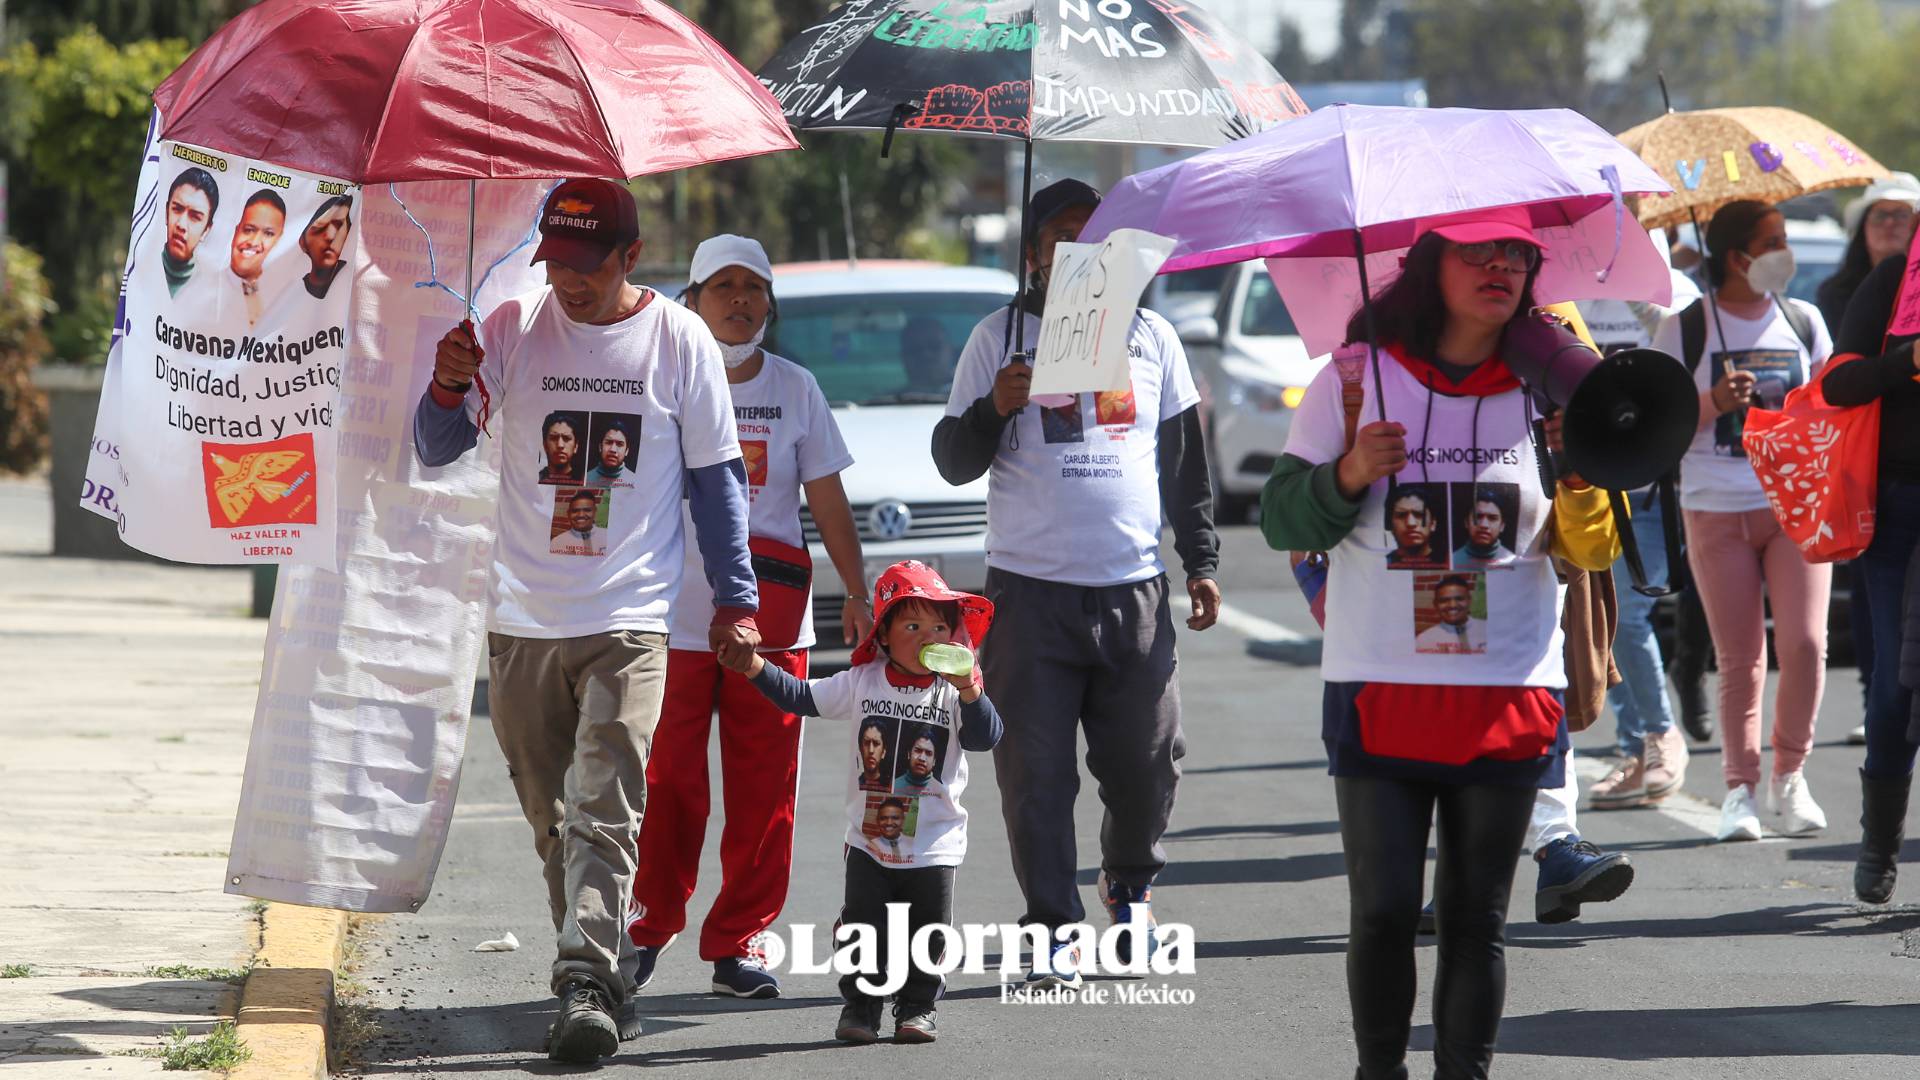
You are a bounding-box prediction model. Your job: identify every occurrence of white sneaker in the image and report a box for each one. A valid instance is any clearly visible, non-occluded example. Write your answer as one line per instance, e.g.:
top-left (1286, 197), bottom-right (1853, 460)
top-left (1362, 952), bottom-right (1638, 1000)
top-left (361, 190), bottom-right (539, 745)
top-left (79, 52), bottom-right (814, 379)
top-left (1767, 770), bottom-right (1827, 835)
top-left (1717, 784), bottom-right (1762, 842)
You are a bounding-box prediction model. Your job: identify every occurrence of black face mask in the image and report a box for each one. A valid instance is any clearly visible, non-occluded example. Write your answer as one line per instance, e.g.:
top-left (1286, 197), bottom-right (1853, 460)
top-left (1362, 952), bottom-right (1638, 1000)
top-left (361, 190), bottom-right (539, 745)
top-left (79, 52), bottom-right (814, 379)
top-left (1022, 266), bottom-right (1048, 315)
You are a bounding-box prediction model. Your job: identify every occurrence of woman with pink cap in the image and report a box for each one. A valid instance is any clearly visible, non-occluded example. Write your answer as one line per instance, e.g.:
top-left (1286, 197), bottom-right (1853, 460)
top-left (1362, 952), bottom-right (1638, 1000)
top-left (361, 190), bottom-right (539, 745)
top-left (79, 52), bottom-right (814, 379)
top-left (1261, 205), bottom-right (1623, 1079)
top-left (627, 234), bottom-right (871, 1000)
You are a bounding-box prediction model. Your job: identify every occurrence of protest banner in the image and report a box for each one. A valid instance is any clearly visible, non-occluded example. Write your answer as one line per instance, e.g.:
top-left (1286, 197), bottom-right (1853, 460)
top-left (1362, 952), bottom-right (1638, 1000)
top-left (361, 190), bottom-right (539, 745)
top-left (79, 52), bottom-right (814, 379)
top-left (1029, 228), bottom-right (1176, 396)
top-left (88, 134), bottom-right (359, 566)
top-left (222, 179), bottom-right (549, 912)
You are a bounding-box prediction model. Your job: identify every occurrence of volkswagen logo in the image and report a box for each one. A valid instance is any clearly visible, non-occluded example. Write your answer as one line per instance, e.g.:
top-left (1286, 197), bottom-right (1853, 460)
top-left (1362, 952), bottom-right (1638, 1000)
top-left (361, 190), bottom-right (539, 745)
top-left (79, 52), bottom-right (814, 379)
top-left (868, 500), bottom-right (913, 541)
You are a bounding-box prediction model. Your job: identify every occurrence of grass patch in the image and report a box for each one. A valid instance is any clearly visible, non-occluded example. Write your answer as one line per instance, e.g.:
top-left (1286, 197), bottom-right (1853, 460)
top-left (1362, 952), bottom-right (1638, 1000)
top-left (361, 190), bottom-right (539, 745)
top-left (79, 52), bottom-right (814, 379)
top-left (160, 850), bottom-right (228, 858)
top-left (329, 913), bottom-right (382, 1072)
top-left (1, 963), bottom-right (32, 978)
top-left (71, 731), bottom-right (111, 739)
top-left (157, 1022), bottom-right (251, 1071)
top-left (156, 734), bottom-right (188, 744)
top-left (145, 962), bottom-right (252, 985)
top-left (246, 898), bottom-right (270, 915)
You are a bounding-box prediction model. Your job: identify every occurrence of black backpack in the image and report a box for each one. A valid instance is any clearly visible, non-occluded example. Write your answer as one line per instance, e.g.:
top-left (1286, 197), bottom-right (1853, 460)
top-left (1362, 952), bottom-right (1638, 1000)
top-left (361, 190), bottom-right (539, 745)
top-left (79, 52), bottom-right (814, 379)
top-left (1676, 294), bottom-right (1816, 373)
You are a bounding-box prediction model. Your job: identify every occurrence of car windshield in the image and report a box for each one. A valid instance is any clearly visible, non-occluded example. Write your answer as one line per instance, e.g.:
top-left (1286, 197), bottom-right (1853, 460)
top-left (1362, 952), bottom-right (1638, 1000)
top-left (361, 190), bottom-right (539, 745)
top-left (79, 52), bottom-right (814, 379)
top-left (1785, 240), bottom-right (1843, 305)
top-left (1161, 265), bottom-right (1230, 297)
top-left (1240, 271), bottom-right (1298, 337)
top-left (767, 291), bottom-right (1012, 406)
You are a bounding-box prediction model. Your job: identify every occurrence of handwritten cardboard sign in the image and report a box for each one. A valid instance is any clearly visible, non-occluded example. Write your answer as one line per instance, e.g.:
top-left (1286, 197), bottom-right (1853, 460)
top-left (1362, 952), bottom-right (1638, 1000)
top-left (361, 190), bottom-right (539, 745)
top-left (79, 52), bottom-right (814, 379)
top-left (1029, 228), bottom-right (1176, 396)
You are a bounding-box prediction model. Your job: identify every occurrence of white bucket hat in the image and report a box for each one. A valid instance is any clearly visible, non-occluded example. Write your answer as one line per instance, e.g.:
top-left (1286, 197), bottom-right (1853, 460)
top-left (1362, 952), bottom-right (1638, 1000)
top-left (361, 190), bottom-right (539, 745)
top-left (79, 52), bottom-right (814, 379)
top-left (1845, 172), bottom-right (1920, 235)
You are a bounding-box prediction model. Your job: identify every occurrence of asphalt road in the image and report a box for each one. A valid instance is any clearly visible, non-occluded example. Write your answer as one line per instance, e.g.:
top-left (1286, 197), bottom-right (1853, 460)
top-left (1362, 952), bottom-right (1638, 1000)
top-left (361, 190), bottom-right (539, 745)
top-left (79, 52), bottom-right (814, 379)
top-left (344, 522), bottom-right (1920, 1079)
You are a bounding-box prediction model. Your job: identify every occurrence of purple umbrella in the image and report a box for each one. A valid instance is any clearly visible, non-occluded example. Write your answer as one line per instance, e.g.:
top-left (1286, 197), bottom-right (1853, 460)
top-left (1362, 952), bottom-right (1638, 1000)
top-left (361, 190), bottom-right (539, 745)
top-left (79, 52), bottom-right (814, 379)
top-left (1081, 105), bottom-right (1678, 405)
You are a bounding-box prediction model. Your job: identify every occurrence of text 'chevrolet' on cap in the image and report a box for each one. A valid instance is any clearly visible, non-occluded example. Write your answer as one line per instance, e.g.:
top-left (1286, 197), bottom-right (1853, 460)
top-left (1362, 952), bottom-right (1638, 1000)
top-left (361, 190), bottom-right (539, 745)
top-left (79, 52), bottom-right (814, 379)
top-left (533, 178), bottom-right (641, 273)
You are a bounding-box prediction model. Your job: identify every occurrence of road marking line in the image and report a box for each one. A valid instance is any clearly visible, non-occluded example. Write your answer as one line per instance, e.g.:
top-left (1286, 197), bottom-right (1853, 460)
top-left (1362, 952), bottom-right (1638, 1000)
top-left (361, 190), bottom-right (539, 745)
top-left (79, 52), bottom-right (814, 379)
top-left (1174, 598), bottom-right (1310, 643)
top-left (1572, 753), bottom-right (1785, 844)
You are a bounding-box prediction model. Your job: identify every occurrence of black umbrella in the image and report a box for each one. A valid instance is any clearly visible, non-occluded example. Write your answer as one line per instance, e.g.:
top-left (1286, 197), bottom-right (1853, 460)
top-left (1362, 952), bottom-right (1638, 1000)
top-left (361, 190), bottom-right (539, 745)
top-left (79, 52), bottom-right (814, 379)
top-left (756, 0), bottom-right (1303, 355)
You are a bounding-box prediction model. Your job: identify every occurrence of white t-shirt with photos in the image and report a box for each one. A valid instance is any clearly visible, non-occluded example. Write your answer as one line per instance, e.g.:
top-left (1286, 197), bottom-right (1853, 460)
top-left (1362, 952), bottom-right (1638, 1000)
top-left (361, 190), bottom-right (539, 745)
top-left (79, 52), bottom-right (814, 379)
top-left (1282, 350), bottom-right (1567, 688)
top-left (807, 661), bottom-right (971, 869)
top-left (467, 287), bottom-right (740, 638)
top-left (668, 351), bottom-right (853, 651)
top-left (1650, 297), bottom-right (1831, 514)
top-left (944, 305), bottom-right (1200, 587)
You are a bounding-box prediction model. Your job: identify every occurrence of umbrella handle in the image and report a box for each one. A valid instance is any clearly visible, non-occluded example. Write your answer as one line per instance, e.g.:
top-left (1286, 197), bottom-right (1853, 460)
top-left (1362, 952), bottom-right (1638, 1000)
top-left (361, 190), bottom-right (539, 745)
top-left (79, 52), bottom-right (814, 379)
top-left (463, 318), bottom-right (494, 438)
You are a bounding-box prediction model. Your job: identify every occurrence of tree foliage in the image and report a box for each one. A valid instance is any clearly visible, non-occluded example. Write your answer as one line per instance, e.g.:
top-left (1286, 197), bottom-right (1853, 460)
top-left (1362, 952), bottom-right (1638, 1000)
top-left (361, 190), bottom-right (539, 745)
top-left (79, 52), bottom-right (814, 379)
top-left (2, 28), bottom-right (190, 362)
top-left (632, 0), bottom-right (977, 268)
top-left (1730, 0), bottom-right (1920, 178)
top-left (0, 242), bottom-right (54, 472)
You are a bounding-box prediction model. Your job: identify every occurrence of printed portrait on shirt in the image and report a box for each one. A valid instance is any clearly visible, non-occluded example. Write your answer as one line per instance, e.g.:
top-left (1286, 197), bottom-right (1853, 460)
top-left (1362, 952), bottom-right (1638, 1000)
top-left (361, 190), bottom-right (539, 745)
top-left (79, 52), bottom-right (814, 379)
top-left (1449, 483), bottom-right (1520, 570)
top-left (1710, 348), bottom-right (1803, 458)
top-left (1039, 396), bottom-right (1085, 444)
top-left (861, 793), bottom-right (919, 865)
top-left (537, 410), bottom-right (589, 486)
top-left (582, 411), bottom-right (640, 489)
top-left (856, 717), bottom-right (898, 794)
top-left (893, 722), bottom-right (950, 798)
top-left (1413, 572), bottom-right (1488, 655)
top-left (548, 487), bottom-right (610, 557)
top-left (1095, 388), bottom-right (1137, 427)
top-left (1383, 481), bottom-right (1448, 571)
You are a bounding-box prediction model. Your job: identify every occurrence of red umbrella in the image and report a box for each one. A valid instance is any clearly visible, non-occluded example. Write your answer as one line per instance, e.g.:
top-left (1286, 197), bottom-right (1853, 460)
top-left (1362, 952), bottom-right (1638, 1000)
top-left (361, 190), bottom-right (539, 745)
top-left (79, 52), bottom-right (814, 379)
top-left (151, 0), bottom-right (798, 184)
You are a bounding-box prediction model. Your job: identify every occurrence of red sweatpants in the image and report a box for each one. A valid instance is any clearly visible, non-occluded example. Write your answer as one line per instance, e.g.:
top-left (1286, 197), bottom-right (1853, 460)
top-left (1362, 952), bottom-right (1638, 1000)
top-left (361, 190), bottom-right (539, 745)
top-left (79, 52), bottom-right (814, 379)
top-left (628, 647), bottom-right (807, 960)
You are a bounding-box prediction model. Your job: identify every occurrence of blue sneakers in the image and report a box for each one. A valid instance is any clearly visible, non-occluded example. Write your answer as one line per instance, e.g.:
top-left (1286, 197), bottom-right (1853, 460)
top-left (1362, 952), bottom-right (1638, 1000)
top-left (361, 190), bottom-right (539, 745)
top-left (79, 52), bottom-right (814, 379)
top-left (627, 933), bottom-right (675, 993)
top-left (1024, 940), bottom-right (1084, 990)
top-left (1098, 871), bottom-right (1160, 965)
top-left (1534, 837), bottom-right (1634, 924)
top-left (712, 955), bottom-right (780, 999)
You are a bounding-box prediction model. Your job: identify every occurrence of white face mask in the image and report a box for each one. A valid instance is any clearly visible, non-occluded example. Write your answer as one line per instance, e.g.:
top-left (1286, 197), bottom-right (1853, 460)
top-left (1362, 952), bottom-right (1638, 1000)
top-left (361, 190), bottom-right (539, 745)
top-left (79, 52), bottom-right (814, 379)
top-left (719, 321), bottom-right (766, 368)
top-left (1742, 248), bottom-right (1796, 295)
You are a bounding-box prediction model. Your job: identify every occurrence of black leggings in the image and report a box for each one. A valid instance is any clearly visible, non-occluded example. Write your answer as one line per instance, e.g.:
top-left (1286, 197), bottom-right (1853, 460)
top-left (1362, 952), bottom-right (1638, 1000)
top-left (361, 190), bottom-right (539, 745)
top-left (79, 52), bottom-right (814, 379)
top-left (1334, 775), bottom-right (1536, 1080)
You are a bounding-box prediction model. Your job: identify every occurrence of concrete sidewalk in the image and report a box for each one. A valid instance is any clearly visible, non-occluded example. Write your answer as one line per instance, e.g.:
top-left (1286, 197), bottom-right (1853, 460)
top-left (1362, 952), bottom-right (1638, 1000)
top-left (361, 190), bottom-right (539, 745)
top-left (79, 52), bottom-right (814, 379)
top-left (0, 474), bottom-right (263, 1075)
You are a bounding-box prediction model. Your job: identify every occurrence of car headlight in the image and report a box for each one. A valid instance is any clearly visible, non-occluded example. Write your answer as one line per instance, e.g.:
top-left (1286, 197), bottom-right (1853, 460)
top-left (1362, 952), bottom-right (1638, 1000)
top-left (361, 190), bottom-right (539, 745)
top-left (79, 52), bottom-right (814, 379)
top-left (1223, 375), bottom-right (1299, 413)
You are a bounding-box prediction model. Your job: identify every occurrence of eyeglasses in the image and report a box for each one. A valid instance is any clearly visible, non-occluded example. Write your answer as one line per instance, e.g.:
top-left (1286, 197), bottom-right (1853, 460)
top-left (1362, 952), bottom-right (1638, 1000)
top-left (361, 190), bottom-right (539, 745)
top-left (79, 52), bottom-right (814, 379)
top-left (1868, 206), bottom-right (1915, 228)
top-left (1454, 240), bottom-right (1540, 271)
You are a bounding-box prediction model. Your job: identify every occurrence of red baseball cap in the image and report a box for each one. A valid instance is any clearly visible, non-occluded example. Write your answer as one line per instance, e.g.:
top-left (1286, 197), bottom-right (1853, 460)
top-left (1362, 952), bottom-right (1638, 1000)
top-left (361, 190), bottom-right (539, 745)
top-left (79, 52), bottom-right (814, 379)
top-left (1413, 204), bottom-right (1545, 250)
top-left (532, 178), bottom-right (640, 273)
top-left (850, 560), bottom-right (994, 668)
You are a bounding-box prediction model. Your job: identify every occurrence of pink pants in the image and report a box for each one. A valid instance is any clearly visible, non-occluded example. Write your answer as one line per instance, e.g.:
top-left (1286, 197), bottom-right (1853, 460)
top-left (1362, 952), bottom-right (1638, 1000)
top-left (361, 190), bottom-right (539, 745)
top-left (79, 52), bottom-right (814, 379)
top-left (1683, 508), bottom-right (1830, 789)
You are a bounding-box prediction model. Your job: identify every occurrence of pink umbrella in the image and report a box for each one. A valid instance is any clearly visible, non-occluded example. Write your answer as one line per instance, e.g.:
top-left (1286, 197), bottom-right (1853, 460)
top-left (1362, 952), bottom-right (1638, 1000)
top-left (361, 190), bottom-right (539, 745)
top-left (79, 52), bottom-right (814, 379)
top-left (152, 0), bottom-right (798, 184)
top-left (1081, 105), bottom-right (1677, 362)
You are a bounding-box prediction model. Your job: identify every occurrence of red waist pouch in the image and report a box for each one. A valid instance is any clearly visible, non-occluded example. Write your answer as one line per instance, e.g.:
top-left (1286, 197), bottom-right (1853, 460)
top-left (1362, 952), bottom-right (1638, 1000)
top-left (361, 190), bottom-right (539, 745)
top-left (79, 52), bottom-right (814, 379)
top-left (749, 535), bottom-right (813, 651)
top-left (1356, 684), bottom-right (1563, 765)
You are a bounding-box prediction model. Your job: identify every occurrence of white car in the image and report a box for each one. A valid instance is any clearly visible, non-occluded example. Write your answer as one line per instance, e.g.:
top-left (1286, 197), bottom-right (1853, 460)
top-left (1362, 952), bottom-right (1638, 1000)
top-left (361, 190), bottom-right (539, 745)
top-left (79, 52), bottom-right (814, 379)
top-left (1176, 262), bottom-right (1327, 522)
top-left (764, 261), bottom-right (1017, 653)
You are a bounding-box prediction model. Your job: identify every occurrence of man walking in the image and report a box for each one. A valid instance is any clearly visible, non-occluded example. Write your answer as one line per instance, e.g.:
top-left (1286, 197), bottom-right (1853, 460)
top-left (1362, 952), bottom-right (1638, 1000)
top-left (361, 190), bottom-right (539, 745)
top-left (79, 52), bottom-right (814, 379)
top-left (932, 178), bottom-right (1220, 986)
top-left (412, 178), bottom-right (758, 1065)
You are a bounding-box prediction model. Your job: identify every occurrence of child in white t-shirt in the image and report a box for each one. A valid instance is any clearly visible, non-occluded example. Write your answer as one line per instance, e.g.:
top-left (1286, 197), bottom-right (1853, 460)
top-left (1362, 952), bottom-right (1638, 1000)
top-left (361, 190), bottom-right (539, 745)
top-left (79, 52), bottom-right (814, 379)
top-left (723, 560), bottom-right (1001, 1045)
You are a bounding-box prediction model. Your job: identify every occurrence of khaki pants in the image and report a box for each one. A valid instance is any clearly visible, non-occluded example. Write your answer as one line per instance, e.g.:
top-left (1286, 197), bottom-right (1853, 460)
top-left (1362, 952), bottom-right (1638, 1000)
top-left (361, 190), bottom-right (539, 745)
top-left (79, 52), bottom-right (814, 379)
top-left (487, 629), bottom-right (668, 1003)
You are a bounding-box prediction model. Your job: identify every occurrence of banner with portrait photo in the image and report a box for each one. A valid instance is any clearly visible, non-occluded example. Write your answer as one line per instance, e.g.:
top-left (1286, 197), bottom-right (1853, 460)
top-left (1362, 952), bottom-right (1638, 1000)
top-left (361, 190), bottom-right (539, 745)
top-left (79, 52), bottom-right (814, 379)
top-left (91, 137), bottom-right (360, 567)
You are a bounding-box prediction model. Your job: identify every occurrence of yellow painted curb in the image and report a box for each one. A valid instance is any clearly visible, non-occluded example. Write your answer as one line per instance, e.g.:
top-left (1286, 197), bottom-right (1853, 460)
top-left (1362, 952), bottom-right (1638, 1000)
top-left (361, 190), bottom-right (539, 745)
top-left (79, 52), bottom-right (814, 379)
top-left (229, 904), bottom-right (350, 1080)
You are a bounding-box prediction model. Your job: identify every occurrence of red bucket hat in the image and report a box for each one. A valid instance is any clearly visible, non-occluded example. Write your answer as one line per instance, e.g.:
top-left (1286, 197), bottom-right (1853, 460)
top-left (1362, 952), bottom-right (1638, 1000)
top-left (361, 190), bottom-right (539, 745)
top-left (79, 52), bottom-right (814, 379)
top-left (850, 560), bottom-right (994, 667)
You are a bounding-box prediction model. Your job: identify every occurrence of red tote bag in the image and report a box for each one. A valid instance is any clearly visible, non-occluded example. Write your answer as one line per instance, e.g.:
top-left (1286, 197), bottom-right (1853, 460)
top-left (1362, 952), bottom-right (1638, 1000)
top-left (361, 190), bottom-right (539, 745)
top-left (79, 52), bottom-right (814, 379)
top-left (1741, 355), bottom-right (1880, 563)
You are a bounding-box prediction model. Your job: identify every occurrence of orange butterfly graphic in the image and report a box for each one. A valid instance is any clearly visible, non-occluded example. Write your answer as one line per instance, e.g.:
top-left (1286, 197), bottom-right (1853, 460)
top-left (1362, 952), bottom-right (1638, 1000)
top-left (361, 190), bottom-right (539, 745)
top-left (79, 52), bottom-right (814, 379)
top-left (208, 450), bottom-right (307, 523)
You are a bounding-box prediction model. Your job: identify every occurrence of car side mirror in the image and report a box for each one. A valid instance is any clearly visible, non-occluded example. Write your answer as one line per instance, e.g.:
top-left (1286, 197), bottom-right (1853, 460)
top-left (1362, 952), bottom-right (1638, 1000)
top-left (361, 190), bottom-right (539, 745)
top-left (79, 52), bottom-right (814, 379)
top-left (1175, 315), bottom-right (1220, 348)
